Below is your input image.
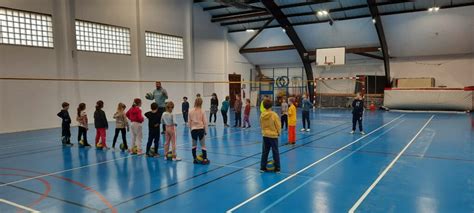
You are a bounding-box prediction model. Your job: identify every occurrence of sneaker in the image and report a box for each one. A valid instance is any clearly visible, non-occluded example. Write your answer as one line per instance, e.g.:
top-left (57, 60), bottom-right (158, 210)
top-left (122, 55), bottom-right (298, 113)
top-left (248, 126), bottom-right (251, 128)
top-left (193, 159), bottom-right (199, 164)
top-left (172, 157), bottom-right (182, 161)
top-left (306, 129), bottom-right (310, 132)
top-left (275, 169), bottom-right (281, 174)
top-left (260, 168), bottom-right (267, 173)
top-left (300, 128), bottom-right (306, 132)
top-left (361, 131), bottom-right (366, 135)
top-left (146, 153), bottom-right (154, 158)
top-left (350, 131), bottom-right (355, 134)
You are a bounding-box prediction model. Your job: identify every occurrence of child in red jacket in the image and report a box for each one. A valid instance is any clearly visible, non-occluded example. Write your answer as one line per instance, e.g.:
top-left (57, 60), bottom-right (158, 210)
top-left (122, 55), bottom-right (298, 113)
top-left (126, 98), bottom-right (144, 154)
top-left (243, 99), bottom-right (251, 128)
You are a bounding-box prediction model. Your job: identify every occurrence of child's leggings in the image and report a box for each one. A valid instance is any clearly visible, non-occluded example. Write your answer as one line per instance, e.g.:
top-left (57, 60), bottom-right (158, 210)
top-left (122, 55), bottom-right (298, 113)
top-left (131, 122), bottom-right (143, 152)
top-left (288, 125), bottom-right (296, 144)
top-left (164, 125), bottom-right (177, 157)
top-left (95, 128), bottom-right (106, 146)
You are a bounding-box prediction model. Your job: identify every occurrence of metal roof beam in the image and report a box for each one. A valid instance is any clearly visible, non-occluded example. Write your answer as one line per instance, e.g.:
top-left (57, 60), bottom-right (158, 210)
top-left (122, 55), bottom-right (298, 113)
top-left (239, 18), bottom-right (275, 53)
top-left (220, 0), bottom-right (413, 26)
top-left (228, 2), bottom-right (474, 32)
top-left (367, 0), bottom-right (390, 86)
top-left (261, 0), bottom-right (315, 101)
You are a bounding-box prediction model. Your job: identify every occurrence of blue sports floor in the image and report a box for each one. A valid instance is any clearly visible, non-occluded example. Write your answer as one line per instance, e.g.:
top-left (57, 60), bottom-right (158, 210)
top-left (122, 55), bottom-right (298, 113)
top-left (0, 109), bottom-right (473, 212)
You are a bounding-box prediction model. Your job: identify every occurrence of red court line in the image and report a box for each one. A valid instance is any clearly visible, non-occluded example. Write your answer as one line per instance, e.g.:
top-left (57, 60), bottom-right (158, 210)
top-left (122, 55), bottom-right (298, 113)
top-left (0, 174), bottom-right (51, 212)
top-left (0, 168), bottom-right (117, 213)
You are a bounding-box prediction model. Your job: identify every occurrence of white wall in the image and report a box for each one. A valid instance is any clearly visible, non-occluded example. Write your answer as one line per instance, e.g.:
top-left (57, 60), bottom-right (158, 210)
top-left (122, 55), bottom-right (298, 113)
top-left (292, 54), bottom-right (474, 94)
top-left (74, 0), bottom-right (140, 126)
top-left (192, 5), bottom-right (253, 110)
top-left (390, 54), bottom-right (474, 88)
top-left (0, 0), bottom-right (64, 133)
top-left (0, 1), bottom-right (252, 133)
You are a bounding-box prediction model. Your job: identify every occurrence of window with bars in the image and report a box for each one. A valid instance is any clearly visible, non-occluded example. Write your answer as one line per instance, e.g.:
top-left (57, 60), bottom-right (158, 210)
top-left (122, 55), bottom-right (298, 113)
top-left (145, 31), bottom-right (183, 59)
top-left (75, 20), bottom-right (130, 55)
top-left (0, 7), bottom-right (54, 48)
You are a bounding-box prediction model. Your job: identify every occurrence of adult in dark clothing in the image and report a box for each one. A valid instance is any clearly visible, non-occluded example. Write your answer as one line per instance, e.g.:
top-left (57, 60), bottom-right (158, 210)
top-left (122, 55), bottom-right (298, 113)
top-left (182, 97), bottom-right (190, 125)
top-left (351, 93), bottom-right (365, 134)
top-left (209, 93), bottom-right (219, 126)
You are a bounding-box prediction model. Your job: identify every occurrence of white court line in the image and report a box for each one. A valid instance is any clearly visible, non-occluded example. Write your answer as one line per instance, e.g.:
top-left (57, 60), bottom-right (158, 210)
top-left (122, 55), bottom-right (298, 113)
top-left (0, 127), bottom-right (245, 187)
top-left (260, 118), bottom-right (405, 212)
top-left (348, 115), bottom-right (434, 213)
top-left (0, 153), bottom-right (142, 187)
top-left (226, 114), bottom-right (405, 213)
top-left (0, 141), bottom-right (58, 151)
top-left (0, 198), bottom-right (40, 213)
top-left (0, 124), bottom-right (248, 186)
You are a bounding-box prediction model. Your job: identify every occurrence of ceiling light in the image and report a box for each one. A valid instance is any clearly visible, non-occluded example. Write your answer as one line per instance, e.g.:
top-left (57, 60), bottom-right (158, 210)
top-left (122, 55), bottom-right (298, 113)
top-left (282, 28), bottom-right (286, 33)
top-left (246, 29), bottom-right (255, 32)
top-left (317, 10), bottom-right (328, 17)
top-left (372, 18), bottom-right (376, 24)
top-left (428, 7), bottom-right (440, 12)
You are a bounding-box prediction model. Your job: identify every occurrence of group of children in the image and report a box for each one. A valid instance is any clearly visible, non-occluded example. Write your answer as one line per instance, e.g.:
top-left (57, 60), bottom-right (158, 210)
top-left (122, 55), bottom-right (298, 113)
top-left (57, 96), bottom-right (211, 163)
top-left (57, 90), bottom-right (366, 172)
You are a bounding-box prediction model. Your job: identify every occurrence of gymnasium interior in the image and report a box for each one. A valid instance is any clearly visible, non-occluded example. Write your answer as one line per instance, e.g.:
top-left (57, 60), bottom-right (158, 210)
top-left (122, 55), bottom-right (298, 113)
top-left (0, 0), bottom-right (473, 212)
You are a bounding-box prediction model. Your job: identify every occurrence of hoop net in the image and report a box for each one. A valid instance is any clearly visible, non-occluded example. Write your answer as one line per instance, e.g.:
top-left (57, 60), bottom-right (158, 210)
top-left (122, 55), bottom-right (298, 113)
top-left (323, 62), bottom-right (334, 71)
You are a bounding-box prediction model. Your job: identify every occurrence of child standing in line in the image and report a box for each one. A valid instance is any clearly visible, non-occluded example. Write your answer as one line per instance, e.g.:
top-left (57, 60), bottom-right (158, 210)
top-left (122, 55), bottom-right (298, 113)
top-left (288, 97), bottom-right (297, 144)
top-left (77, 103), bottom-right (91, 147)
top-left (94, 100), bottom-right (108, 148)
top-left (182, 97), bottom-right (189, 126)
top-left (233, 94), bottom-right (242, 127)
top-left (112, 103), bottom-right (129, 150)
top-left (260, 99), bottom-right (281, 173)
top-left (209, 93), bottom-right (219, 126)
top-left (145, 103), bottom-right (161, 157)
top-left (280, 98), bottom-right (288, 130)
top-left (351, 93), bottom-right (365, 135)
top-left (243, 99), bottom-right (252, 128)
top-left (57, 102), bottom-right (72, 146)
top-left (126, 98), bottom-right (144, 154)
top-left (161, 101), bottom-right (181, 161)
top-left (221, 96), bottom-right (230, 127)
top-left (301, 95), bottom-right (312, 132)
top-left (189, 98), bottom-right (209, 164)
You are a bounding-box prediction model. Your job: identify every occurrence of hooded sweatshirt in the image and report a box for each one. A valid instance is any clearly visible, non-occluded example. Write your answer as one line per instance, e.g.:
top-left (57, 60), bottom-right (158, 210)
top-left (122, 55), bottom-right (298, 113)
top-left (260, 109), bottom-right (281, 138)
top-left (288, 104), bottom-right (297, 126)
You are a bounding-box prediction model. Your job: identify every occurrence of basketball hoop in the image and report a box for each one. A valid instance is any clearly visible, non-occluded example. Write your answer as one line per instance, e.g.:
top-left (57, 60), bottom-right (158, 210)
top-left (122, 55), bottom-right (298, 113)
top-left (324, 62), bottom-right (334, 71)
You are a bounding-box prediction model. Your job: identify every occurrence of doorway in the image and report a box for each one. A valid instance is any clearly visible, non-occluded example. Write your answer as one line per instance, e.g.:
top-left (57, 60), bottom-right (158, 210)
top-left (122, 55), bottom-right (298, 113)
top-left (228, 74), bottom-right (241, 108)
